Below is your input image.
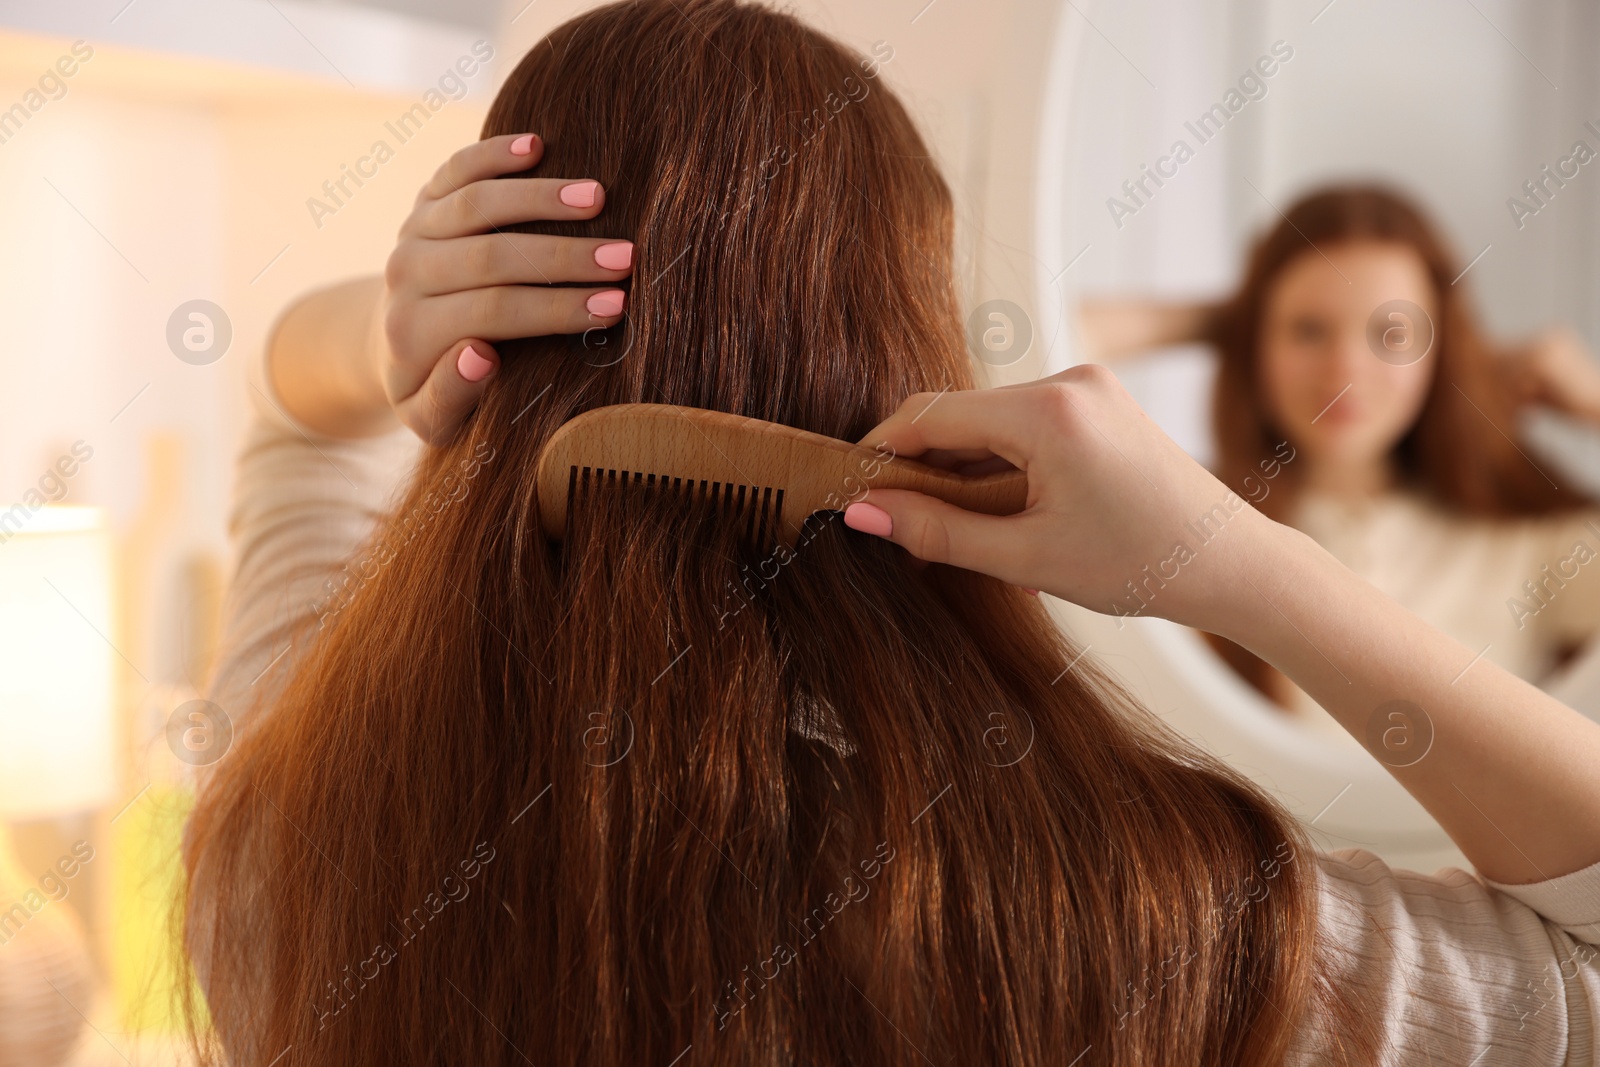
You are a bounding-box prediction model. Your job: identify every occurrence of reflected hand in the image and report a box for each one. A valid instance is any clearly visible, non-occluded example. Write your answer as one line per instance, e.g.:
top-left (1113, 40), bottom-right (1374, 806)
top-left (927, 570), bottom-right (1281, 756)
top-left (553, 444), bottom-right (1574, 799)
top-left (845, 364), bottom-right (1277, 635)
top-left (376, 133), bottom-right (635, 443)
top-left (1496, 326), bottom-right (1600, 422)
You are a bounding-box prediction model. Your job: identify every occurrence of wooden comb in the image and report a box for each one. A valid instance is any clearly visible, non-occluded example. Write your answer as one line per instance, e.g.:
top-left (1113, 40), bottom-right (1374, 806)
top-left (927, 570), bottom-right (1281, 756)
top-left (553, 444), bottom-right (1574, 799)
top-left (534, 403), bottom-right (1028, 549)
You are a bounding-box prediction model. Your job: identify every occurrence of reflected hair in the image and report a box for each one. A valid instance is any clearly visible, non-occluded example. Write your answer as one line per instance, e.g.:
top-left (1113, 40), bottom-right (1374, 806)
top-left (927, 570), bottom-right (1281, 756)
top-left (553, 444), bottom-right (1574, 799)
top-left (181, 2), bottom-right (1379, 1064)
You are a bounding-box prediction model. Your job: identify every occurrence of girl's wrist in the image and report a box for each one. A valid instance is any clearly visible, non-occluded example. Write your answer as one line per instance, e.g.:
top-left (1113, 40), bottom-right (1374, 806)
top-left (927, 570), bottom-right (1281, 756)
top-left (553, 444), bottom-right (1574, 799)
top-left (1194, 516), bottom-right (1329, 656)
top-left (360, 284), bottom-right (398, 421)
top-left (269, 276), bottom-right (400, 439)
top-left (1578, 389), bottom-right (1600, 424)
top-left (1166, 300), bottom-right (1218, 345)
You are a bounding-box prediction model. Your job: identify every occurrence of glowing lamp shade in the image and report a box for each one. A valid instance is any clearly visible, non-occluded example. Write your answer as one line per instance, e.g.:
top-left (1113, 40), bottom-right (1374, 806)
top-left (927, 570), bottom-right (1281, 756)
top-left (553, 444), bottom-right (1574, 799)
top-left (0, 506), bottom-right (117, 820)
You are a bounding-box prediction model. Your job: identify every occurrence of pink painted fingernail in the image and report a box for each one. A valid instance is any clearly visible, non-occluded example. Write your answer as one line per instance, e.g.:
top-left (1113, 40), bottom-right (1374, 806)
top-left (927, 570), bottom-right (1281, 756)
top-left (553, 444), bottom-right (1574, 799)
top-left (586, 290), bottom-right (625, 317)
top-left (509, 134), bottom-right (537, 156)
top-left (594, 241), bottom-right (633, 270)
top-left (843, 501), bottom-right (892, 537)
top-left (457, 344), bottom-right (495, 382)
top-left (1022, 587), bottom-right (1039, 596)
top-left (559, 181), bottom-right (599, 208)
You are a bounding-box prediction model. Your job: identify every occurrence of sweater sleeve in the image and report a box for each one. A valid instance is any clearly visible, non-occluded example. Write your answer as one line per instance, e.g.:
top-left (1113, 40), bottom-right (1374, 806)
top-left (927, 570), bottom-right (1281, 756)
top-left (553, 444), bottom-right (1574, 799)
top-left (189, 346), bottom-right (425, 1061)
top-left (201, 343), bottom-right (424, 751)
top-left (1290, 847), bottom-right (1600, 1065)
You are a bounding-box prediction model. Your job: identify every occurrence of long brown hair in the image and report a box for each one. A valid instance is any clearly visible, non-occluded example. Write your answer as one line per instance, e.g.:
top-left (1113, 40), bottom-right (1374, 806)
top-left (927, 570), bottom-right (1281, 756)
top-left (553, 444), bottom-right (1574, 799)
top-left (182, 3), bottom-right (1375, 1063)
top-left (1205, 185), bottom-right (1592, 691)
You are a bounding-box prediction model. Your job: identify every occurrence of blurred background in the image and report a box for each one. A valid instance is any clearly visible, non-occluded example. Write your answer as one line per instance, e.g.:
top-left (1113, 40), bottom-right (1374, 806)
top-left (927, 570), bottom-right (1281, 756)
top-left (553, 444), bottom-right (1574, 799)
top-left (0, 0), bottom-right (1594, 1062)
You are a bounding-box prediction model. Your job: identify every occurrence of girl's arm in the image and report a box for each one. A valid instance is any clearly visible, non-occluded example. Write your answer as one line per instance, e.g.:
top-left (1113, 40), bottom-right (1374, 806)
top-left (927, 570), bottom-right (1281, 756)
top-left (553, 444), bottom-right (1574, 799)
top-left (265, 275), bottom-right (394, 438)
top-left (1219, 510), bottom-right (1600, 885)
top-left (849, 366), bottom-right (1600, 886)
top-left (1075, 297), bottom-right (1220, 363)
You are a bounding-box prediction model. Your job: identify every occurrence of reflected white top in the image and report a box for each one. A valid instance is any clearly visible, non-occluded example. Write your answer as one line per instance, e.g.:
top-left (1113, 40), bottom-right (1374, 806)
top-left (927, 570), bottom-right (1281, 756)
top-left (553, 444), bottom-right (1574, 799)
top-left (1280, 487), bottom-right (1600, 730)
top-left (203, 359), bottom-right (1600, 1064)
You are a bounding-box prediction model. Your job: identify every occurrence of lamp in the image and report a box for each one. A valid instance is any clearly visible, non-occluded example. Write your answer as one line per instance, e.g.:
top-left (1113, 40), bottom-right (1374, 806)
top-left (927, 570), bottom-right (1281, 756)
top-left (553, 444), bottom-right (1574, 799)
top-left (0, 505), bottom-right (116, 1067)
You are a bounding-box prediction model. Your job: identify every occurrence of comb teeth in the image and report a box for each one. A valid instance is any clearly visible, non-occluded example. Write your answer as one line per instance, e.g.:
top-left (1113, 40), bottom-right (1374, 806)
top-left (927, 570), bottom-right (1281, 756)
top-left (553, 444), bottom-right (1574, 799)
top-left (567, 465), bottom-right (787, 546)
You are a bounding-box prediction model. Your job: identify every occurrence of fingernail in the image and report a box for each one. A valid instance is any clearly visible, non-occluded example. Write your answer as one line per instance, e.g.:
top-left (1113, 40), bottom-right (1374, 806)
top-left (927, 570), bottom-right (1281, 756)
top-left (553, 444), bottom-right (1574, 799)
top-left (457, 344), bottom-right (495, 382)
top-left (1022, 588), bottom-right (1039, 596)
top-left (559, 181), bottom-right (599, 208)
top-left (594, 241), bottom-right (633, 270)
top-left (586, 290), bottom-right (625, 317)
top-left (509, 134), bottom-right (537, 156)
top-left (843, 501), bottom-right (892, 537)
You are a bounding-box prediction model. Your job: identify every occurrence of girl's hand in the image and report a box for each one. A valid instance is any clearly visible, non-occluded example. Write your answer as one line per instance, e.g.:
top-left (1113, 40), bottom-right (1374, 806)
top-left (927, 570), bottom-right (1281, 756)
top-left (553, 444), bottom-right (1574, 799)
top-left (376, 133), bottom-right (636, 443)
top-left (844, 365), bottom-right (1276, 636)
top-left (1496, 326), bottom-right (1600, 423)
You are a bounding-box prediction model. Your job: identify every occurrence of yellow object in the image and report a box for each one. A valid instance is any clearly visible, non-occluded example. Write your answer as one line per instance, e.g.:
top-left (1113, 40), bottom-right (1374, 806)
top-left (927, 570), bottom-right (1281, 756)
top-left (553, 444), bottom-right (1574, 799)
top-left (112, 781), bottom-right (206, 1034)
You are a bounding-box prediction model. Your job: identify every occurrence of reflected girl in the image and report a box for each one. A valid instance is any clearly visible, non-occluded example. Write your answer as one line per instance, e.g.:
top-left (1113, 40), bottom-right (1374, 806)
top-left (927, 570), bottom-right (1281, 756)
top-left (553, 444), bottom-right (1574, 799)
top-left (1080, 187), bottom-right (1600, 716)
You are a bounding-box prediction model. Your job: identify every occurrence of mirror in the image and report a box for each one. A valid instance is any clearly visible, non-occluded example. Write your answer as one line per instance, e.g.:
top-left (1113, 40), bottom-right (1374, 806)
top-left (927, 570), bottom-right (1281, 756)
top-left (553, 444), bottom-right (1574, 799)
top-left (1034, 0), bottom-right (1600, 869)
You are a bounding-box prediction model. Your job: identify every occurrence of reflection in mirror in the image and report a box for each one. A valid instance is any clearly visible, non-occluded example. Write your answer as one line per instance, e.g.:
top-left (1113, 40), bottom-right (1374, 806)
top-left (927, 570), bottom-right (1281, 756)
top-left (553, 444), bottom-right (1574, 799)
top-left (1042, 0), bottom-right (1600, 730)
